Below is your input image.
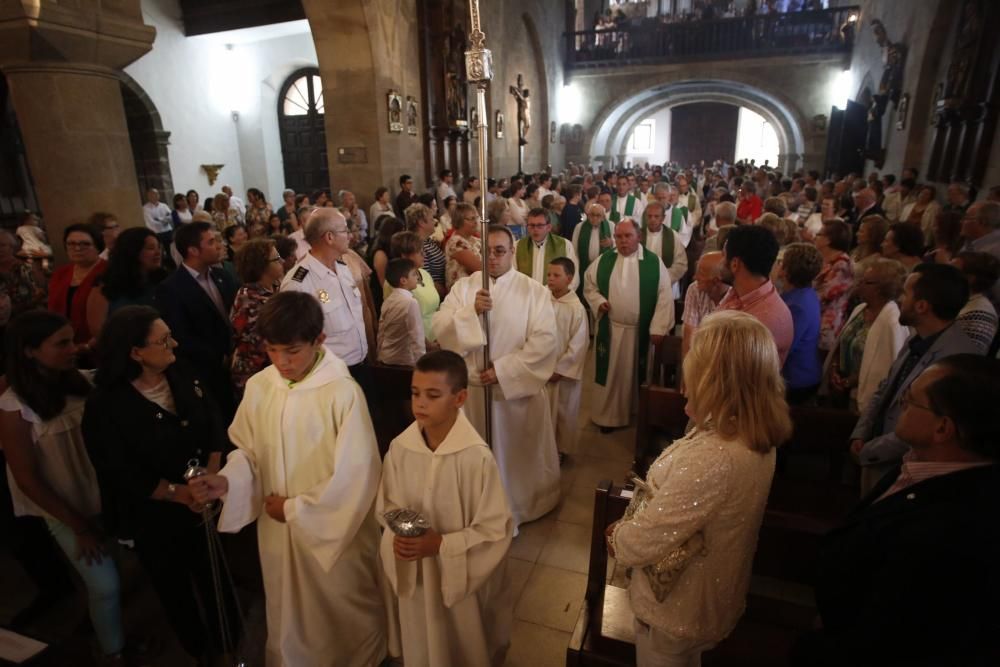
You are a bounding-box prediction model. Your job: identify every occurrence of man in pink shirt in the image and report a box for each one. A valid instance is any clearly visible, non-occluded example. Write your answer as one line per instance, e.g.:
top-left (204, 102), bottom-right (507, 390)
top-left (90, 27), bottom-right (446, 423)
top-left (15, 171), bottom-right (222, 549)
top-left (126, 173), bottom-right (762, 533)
top-left (716, 224), bottom-right (793, 365)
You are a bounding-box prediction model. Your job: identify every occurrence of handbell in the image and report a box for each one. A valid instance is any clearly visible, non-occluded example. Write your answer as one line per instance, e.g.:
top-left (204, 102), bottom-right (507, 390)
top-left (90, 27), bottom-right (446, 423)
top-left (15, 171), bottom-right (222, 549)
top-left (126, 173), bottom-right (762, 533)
top-left (383, 508), bottom-right (430, 537)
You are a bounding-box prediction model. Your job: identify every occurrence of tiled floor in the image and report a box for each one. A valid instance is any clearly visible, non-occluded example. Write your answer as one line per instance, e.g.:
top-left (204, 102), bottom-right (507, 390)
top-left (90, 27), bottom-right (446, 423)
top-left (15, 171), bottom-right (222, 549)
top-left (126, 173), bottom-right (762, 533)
top-left (502, 370), bottom-right (637, 667)
top-left (0, 358), bottom-right (636, 667)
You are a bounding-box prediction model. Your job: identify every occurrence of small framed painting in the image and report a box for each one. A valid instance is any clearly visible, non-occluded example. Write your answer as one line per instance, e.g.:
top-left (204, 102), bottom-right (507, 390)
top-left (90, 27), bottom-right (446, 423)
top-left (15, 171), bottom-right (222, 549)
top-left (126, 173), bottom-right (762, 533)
top-left (387, 90), bottom-right (403, 133)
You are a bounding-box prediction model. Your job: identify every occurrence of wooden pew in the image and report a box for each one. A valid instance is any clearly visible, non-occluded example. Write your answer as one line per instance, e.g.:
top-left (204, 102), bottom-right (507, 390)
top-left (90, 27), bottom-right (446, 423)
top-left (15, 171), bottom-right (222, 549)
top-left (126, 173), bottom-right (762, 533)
top-left (369, 363), bottom-right (414, 457)
top-left (633, 385), bottom-right (688, 476)
top-left (566, 480), bottom-right (635, 667)
top-left (650, 335), bottom-right (683, 390)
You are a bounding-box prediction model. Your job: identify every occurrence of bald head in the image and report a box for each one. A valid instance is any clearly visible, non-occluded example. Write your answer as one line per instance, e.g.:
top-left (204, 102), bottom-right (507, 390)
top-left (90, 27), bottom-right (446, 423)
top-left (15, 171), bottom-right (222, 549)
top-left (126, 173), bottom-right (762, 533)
top-left (305, 207), bottom-right (349, 246)
top-left (856, 188), bottom-right (876, 210)
top-left (696, 251), bottom-right (724, 280)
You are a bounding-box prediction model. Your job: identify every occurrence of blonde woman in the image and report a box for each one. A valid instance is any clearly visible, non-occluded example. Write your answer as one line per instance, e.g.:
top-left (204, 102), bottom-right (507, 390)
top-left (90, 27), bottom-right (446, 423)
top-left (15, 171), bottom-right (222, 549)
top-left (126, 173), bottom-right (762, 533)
top-left (608, 310), bottom-right (792, 667)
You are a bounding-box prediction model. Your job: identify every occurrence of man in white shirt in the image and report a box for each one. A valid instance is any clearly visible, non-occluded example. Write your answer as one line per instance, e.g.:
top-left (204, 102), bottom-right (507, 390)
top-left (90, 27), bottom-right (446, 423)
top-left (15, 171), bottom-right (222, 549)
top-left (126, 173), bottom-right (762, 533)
top-left (281, 208), bottom-right (371, 396)
top-left (515, 208), bottom-right (579, 291)
top-left (221, 185), bottom-right (245, 218)
top-left (142, 187), bottom-right (173, 265)
top-left (436, 169), bottom-right (457, 211)
top-left (536, 173), bottom-right (554, 202)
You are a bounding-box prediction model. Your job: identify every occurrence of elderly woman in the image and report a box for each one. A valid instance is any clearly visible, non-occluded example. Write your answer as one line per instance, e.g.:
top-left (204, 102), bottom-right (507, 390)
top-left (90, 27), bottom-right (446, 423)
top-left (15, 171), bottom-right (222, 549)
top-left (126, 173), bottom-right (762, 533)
top-left (83, 306), bottom-right (233, 662)
top-left (230, 239), bottom-right (285, 393)
top-left (404, 203), bottom-right (446, 296)
top-left (778, 243), bottom-right (824, 404)
top-left (0, 229), bottom-right (45, 316)
top-left (850, 214), bottom-right (889, 277)
top-left (901, 185), bottom-right (941, 246)
top-left (211, 192), bottom-right (242, 230)
top-left (881, 222), bottom-right (924, 272)
top-left (824, 258), bottom-right (908, 412)
top-left (924, 210), bottom-right (964, 265)
top-left (951, 251), bottom-right (999, 354)
top-left (47, 224), bottom-right (107, 348)
top-left (387, 230), bottom-right (440, 350)
top-left (444, 202), bottom-right (483, 289)
top-left (608, 310), bottom-right (792, 667)
top-left (813, 219), bottom-right (855, 354)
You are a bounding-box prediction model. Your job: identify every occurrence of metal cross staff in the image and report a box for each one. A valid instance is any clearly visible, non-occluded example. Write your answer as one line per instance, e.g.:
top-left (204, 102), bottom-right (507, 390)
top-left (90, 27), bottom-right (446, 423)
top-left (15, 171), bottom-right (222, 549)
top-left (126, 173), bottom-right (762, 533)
top-left (465, 0), bottom-right (494, 447)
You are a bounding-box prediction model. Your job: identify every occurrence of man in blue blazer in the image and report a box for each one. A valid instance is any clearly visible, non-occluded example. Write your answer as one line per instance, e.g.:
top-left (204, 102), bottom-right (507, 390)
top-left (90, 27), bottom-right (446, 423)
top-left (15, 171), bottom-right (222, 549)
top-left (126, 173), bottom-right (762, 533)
top-left (155, 221), bottom-right (239, 417)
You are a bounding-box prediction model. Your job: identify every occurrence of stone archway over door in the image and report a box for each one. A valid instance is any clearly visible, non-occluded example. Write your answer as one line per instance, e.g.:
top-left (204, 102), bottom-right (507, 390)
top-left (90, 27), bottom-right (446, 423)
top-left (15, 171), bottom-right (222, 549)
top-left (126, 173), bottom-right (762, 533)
top-left (278, 67), bottom-right (328, 194)
top-left (119, 74), bottom-right (173, 203)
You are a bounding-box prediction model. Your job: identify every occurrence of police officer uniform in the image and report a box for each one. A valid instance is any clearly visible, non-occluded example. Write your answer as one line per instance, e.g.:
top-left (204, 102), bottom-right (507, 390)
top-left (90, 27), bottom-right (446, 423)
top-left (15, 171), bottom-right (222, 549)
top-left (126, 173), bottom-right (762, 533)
top-left (280, 251), bottom-right (368, 367)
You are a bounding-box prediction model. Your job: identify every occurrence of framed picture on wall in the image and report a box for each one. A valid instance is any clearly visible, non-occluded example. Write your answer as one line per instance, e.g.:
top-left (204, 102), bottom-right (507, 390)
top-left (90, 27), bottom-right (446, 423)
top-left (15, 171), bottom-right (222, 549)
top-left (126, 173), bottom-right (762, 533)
top-left (495, 111), bottom-right (504, 139)
top-left (406, 96), bottom-right (418, 135)
top-left (387, 91), bottom-right (403, 133)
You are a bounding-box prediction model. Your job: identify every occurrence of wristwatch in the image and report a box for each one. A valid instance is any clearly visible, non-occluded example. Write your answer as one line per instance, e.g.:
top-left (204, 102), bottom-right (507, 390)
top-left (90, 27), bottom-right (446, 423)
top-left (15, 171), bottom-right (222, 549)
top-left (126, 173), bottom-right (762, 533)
top-left (166, 483), bottom-right (177, 500)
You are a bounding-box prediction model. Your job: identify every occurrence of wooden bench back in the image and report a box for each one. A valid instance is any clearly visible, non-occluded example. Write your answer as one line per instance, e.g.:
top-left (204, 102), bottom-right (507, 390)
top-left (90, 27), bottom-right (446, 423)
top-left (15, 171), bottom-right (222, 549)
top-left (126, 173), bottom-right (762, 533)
top-left (370, 364), bottom-right (414, 457)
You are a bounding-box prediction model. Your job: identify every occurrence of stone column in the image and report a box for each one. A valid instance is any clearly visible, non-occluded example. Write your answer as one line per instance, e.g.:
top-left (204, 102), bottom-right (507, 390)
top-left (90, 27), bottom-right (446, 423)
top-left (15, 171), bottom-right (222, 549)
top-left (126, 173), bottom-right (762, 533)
top-left (5, 63), bottom-right (142, 261)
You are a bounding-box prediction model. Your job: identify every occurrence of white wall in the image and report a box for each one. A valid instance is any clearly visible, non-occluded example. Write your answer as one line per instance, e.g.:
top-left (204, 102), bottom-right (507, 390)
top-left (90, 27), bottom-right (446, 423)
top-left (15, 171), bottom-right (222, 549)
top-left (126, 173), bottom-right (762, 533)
top-left (624, 106), bottom-right (671, 167)
top-left (125, 0), bottom-right (318, 204)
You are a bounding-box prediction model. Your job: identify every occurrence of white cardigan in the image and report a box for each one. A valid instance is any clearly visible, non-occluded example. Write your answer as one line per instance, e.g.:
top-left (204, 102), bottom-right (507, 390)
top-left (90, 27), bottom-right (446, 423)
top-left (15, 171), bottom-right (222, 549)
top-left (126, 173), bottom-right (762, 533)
top-left (827, 301), bottom-right (909, 411)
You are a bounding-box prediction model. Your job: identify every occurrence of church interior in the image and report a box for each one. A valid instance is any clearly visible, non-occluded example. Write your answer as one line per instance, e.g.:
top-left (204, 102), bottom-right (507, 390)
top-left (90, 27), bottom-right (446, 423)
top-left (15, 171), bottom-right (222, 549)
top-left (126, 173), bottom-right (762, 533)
top-left (1, 0), bottom-right (999, 666)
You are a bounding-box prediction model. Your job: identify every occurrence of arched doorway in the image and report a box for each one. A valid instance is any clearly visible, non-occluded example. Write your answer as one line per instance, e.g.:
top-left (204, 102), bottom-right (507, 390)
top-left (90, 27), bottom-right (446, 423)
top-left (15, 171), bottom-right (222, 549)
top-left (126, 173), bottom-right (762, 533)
top-left (120, 74), bottom-right (173, 204)
top-left (278, 68), bottom-right (327, 194)
top-left (0, 73), bottom-right (40, 227)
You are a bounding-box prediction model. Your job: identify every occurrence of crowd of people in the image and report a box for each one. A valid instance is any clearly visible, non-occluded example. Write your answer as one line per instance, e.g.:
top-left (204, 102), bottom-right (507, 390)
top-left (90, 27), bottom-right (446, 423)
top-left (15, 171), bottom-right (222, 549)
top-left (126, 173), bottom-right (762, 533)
top-left (1, 151), bottom-right (998, 666)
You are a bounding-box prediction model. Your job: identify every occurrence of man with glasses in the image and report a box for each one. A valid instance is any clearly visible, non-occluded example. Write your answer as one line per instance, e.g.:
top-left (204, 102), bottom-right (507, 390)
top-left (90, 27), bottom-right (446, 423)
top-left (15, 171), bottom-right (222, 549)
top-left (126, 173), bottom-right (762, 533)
top-left (849, 263), bottom-right (981, 494)
top-left (281, 208), bottom-right (372, 397)
top-left (394, 174), bottom-right (417, 218)
top-left (514, 208), bottom-right (579, 290)
top-left (798, 355), bottom-right (1000, 667)
top-left (433, 225), bottom-right (560, 532)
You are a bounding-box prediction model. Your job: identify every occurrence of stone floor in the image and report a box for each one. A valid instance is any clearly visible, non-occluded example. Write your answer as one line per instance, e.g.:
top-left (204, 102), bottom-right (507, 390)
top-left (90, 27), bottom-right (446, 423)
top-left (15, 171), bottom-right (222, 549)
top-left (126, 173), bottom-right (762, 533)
top-left (0, 366), bottom-right (639, 667)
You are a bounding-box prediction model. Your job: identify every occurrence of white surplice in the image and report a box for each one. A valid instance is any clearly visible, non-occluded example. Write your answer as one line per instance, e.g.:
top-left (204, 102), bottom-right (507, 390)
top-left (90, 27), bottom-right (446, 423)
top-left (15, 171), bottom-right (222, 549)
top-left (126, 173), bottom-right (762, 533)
top-left (642, 226), bottom-right (688, 299)
top-left (377, 414), bottom-right (514, 667)
top-left (432, 269), bottom-right (560, 528)
top-left (548, 290), bottom-right (589, 455)
top-left (217, 353), bottom-right (386, 667)
top-left (583, 246), bottom-right (675, 428)
top-left (526, 234), bottom-right (580, 291)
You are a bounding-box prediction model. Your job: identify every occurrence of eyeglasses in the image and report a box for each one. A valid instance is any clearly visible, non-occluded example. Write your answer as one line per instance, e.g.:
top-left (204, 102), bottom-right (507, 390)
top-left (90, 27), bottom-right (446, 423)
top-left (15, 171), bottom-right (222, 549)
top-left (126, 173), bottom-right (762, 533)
top-left (144, 333), bottom-right (175, 349)
top-left (269, 256), bottom-right (284, 263)
top-left (486, 247), bottom-right (509, 257)
top-left (66, 241), bottom-right (94, 249)
top-left (900, 386), bottom-right (935, 413)
top-left (526, 223), bottom-right (549, 229)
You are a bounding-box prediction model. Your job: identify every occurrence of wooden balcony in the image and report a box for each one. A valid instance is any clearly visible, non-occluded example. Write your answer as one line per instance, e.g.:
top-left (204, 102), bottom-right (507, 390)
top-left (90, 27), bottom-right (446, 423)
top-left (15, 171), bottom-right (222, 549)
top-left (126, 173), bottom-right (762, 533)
top-left (564, 6), bottom-right (858, 70)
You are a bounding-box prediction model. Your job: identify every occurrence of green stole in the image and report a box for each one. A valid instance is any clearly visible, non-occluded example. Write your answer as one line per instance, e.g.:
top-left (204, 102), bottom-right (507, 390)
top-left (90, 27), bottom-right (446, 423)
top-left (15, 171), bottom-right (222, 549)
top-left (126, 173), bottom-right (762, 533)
top-left (515, 234), bottom-right (567, 277)
top-left (576, 219), bottom-right (612, 279)
top-left (594, 249), bottom-right (660, 386)
top-left (640, 226), bottom-right (674, 268)
top-left (609, 194), bottom-right (637, 222)
top-left (669, 205), bottom-right (688, 232)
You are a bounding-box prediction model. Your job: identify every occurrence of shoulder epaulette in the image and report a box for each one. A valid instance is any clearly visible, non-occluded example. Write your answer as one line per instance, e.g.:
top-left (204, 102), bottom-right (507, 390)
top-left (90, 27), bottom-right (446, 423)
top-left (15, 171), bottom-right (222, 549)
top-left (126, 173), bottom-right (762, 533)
top-left (291, 266), bottom-right (309, 282)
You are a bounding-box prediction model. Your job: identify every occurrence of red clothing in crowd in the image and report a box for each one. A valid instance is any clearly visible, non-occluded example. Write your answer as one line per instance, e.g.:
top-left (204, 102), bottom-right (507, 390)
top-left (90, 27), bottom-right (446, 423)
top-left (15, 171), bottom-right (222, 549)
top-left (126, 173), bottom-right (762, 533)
top-left (737, 194), bottom-right (763, 223)
top-left (47, 260), bottom-right (107, 343)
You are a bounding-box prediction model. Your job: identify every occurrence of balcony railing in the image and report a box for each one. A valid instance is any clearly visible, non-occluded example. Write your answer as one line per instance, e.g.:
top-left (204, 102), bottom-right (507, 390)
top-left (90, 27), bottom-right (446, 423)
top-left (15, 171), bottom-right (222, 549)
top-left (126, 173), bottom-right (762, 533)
top-left (564, 6), bottom-right (858, 70)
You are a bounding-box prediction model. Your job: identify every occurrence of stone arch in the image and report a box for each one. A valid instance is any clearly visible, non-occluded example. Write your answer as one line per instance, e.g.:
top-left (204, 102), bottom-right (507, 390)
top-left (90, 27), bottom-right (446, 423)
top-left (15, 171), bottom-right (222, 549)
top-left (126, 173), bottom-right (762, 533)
top-left (118, 72), bottom-right (173, 203)
top-left (522, 13), bottom-right (550, 168)
top-left (588, 79), bottom-right (807, 171)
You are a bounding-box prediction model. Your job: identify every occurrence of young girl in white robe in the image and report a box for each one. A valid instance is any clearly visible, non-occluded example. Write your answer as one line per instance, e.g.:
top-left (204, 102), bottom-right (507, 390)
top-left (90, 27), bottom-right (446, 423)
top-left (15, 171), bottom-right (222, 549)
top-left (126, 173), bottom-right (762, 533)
top-left (190, 292), bottom-right (386, 667)
top-left (378, 350), bottom-right (514, 667)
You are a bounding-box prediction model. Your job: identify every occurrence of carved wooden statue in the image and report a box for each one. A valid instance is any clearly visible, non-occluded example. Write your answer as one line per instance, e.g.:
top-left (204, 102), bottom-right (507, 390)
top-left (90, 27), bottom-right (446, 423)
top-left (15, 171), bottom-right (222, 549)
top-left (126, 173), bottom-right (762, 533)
top-left (509, 73), bottom-right (531, 146)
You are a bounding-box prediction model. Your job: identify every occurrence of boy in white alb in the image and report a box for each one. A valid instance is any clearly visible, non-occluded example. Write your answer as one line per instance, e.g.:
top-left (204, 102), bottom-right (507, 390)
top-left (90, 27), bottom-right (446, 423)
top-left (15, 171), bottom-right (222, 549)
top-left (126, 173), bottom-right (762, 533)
top-left (378, 350), bottom-right (513, 667)
top-left (546, 257), bottom-right (589, 459)
top-left (190, 291), bottom-right (386, 667)
top-left (377, 258), bottom-right (426, 366)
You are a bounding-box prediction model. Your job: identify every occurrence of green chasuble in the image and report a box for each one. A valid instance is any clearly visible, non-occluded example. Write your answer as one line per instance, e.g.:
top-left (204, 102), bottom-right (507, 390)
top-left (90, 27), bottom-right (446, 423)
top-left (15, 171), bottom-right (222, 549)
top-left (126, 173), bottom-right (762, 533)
top-left (515, 233), bottom-right (568, 277)
top-left (594, 249), bottom-right (660, 386)
top-left (609, 194), bottom-right (638, 222)
top-left (640, 226), bottom-right (675, 268)
top-left (576, 219), bottom-right (612, 280)
top-left (669, 205), bottom-right (688, 233)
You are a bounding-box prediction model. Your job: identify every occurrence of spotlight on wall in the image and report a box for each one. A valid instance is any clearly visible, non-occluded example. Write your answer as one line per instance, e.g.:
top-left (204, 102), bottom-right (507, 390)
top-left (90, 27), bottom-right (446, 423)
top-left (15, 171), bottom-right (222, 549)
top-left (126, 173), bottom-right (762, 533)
top-left (558, 82), bottom-right (583, 125)
top-left (830, 69), bottom-right (854, 111)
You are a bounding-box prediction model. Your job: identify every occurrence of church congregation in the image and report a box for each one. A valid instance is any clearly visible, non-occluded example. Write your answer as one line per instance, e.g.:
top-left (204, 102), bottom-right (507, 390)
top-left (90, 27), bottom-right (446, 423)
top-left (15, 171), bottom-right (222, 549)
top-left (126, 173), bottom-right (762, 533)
top-left (2, 1), bottom-right (1000, 666)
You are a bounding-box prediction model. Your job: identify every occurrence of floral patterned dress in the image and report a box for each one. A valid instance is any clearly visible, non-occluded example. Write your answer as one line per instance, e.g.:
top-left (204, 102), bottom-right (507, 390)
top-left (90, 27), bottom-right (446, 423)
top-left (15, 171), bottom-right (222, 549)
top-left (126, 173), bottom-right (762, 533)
top-left (445, 233), bottom-right (481, 289)
top-left (814, 252), bottom-right (854, 351)
top-left (230, 283), bottom-right (274, 391)
top-left (0, 261), bottom-right (45, 317)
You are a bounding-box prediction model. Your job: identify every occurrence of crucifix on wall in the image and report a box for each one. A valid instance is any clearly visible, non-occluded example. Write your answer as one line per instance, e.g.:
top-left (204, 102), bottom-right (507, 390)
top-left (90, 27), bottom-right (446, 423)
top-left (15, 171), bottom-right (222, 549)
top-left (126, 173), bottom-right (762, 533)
top-left (509, 73), bottom-right (531, 175)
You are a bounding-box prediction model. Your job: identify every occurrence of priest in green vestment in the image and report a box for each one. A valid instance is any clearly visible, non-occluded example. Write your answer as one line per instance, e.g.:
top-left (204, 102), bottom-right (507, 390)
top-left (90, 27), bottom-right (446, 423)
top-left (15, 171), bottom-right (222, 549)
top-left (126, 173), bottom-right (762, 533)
top-left (571, 202), bottom-right (615, 286)
top-left (609, 178), bottom-right (646, 224)
top-left (515, 207), bottom-right (579, 290)
top-left (583, 220), bottom-right (674, 431)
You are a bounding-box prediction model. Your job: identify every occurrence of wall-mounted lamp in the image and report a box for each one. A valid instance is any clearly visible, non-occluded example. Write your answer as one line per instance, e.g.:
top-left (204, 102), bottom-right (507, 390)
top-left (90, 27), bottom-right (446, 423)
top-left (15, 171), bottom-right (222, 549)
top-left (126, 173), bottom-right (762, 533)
top-left (231, 111), bottom-right (240, 122)
top-left (847, 12), bottom-right (859, 23)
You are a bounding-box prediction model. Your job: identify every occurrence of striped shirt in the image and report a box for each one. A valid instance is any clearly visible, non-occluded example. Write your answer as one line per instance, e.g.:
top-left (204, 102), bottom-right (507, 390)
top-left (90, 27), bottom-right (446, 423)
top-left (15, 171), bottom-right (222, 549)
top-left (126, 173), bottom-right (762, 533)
top-left (877, 452), bottom-right (993, 502)
top-left (422, 237), bottom-right (446, 286)
top-left (955, 293), bottom-right (997, 354)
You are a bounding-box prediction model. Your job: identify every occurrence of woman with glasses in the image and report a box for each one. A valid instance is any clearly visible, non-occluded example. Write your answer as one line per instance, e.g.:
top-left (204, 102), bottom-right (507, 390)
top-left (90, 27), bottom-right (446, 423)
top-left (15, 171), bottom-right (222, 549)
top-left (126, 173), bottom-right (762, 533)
top-left (444, 203), bottom-right (483, 289)
top-left (0, 311), bottom-right (127, 665)
top-left (404, 203), bottom-right (446, 297)
top-left (823, 258), bottom-right (909, 412)
top-left (230, 238), bottom-right (286, 394)
top-left (47, 224), bottom-right (107, 349)
top-left (82, 305), bottom-right (235, 664)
